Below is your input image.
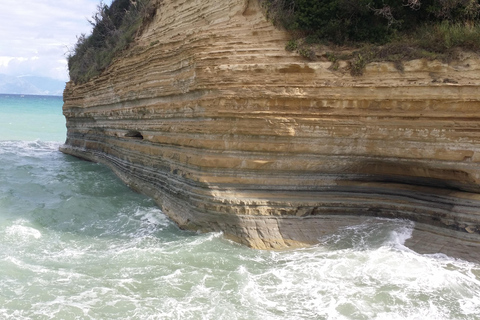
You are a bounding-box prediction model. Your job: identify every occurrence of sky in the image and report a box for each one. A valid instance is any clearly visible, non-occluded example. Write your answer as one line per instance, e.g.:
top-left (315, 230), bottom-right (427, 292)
top-left (0, 0), bottom-right (109, 82)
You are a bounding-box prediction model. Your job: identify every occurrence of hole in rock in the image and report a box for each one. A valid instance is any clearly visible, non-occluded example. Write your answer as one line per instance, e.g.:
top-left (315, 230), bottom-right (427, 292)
top-left (125, 130), bottom-right (144, 139)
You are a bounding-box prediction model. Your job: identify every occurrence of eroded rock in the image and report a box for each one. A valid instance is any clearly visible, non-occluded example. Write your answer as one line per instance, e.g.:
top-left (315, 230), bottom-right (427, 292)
top-left (61, 0), bottom-right (480, 251)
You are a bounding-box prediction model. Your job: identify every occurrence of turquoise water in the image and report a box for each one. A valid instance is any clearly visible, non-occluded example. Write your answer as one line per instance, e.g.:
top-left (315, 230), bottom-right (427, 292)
top-left (0, 95), bottom-right (66, 141)
top-left (0, 93), bottom-right (479, 319)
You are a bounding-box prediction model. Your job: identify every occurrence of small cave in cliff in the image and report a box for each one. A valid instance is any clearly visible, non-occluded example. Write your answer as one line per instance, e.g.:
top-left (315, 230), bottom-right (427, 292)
top-left (124, 130), bottom-right (144, 140)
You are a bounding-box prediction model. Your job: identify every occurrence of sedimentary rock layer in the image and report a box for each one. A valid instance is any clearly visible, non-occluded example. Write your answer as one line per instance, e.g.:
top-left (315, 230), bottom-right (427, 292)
top-left (61, 0), bottom-right (480, 251)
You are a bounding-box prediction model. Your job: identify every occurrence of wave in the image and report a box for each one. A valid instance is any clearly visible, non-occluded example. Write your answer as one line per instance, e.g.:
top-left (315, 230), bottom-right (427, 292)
top-left (0, 140), bottom-right (62, 156)
top-left (0, 138), bottom-right (479, 319)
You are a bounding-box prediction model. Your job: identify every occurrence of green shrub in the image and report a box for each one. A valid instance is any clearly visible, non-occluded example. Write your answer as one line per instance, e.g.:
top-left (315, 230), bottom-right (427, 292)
top-left (285, 39), bottom-right (298, 51)
top-left (415, 21), bottom-right (480, 53)
top-left (260, 0), bottom-right (480, 44)
top-left (298, 47), bottom-right (316, 60)
top-left (67, 0), bottom-right (157, 83)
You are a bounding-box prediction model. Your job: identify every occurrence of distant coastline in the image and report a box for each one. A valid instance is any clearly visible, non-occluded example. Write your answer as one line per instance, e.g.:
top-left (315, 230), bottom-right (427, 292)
top-left (0, 93), bottom-right (63, 98)
top-left (0, 74), bottom-right (65, 96)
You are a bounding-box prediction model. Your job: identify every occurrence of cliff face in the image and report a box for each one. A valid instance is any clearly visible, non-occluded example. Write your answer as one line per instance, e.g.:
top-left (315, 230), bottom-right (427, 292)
top-left (61, 0), bottom-right (480, 252)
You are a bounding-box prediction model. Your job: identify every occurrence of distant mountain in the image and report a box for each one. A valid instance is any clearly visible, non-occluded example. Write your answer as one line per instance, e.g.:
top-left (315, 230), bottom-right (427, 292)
top-left (0, 74), bottom-right (66, 96)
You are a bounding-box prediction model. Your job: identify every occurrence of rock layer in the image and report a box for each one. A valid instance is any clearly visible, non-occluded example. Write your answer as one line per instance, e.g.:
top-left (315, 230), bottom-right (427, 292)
top-left (61, 0), bottom-right (480, 252)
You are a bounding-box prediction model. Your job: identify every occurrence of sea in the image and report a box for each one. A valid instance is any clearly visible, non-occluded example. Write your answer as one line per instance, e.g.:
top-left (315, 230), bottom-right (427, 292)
top-left (0, 93), bottom-right (479, 319)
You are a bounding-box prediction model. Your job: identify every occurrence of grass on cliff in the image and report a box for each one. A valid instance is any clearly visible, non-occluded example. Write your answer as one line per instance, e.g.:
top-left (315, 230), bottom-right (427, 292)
top-left (260, 0), bottom-right (480, 75)
top-left (67, 0), bottom-right (157, 84)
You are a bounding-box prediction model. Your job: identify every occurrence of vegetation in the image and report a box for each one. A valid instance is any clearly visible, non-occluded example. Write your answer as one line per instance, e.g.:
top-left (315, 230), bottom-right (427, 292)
top-left (67, 0), bottom-right (157, 83)
top-left (68, 0), bottom-right (480, 81)
top-left (260, 0), bottom-right (480, 75)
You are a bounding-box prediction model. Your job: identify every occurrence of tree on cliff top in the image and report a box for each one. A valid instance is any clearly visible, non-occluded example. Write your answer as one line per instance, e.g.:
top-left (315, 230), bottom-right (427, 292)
top-left (67, 0), bottom-right (157, 84)
top-left (261, 0), bottom-right (480, 44)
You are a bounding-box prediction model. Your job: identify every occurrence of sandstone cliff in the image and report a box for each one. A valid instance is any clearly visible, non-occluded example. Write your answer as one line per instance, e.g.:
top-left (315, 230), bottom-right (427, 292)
top-left (61, 0), bottom-right (480, 258)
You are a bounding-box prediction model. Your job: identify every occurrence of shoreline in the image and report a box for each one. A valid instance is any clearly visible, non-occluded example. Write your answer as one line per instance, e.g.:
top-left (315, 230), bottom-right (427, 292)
top-left (60, 143), bottom-right (480, 264)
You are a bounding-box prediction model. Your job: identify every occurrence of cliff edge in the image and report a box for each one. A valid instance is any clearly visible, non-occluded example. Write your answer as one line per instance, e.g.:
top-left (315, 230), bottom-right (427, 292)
top-left (61, 0), bottom-right (480, 259)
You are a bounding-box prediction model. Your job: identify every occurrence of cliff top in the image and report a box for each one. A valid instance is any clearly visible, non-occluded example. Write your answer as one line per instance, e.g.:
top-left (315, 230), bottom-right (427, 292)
top-left (68, 0), bottom-right (480, 82)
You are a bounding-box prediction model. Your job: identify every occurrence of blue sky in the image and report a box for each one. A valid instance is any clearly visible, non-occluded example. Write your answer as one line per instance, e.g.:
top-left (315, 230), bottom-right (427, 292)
top-left (0, 0), bottom-right (107, 81)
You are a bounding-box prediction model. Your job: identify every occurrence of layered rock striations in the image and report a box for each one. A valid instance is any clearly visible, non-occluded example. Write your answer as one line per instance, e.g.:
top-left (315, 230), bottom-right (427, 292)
top-left (61, 0), bottom-right (480, 255)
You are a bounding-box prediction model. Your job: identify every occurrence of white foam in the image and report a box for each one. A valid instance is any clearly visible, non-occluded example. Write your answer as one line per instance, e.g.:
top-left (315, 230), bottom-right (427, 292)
top-left (0, 189), bottom-right (478, 319)
top-left (134, 207), bottom-right (171, 228)
top-left (5, 224), bottom-right (41, 240)
top-left (387, 220), bottom-right (415, 247)
top-left (0, 140), bottom-right (61, 155)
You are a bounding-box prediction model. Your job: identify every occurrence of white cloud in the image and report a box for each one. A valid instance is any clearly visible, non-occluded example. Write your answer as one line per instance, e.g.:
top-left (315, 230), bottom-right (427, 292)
top-left (0, 0), bottom-right (106, 81)
top-left (0, 57), bottom-right (15, 67)
top-left (0, 56), bottom-right (68, 80)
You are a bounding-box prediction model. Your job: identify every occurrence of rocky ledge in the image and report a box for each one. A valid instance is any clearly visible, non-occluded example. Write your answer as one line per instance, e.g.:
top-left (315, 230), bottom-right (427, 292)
top-left (61, 0), bottom-right (480, 259)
